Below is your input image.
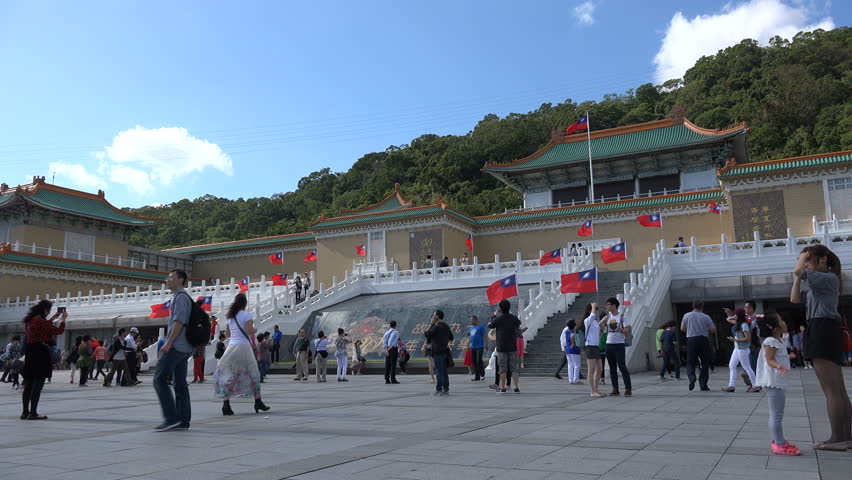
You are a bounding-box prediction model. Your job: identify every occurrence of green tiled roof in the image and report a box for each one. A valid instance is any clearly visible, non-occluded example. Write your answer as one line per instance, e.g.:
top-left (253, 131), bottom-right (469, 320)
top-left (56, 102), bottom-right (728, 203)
top-left (166, 233), bottom-right (316, 255)
top-left (720, 151), bottom-right (852, 177)
top-left (0, 193), bottom-right (13, 207)
top-left (0, 252), bottom-right (167, 281)
top-left (475, 190), bottom-right (724, 225)
top-left (313, 206), bottom-right (475, 229)
top-left (485, 124), bottom-right (746, 172)
top-left (23, 188), bottom-right (159, 225)
top-left (340, 195), bottom-right (410, 216)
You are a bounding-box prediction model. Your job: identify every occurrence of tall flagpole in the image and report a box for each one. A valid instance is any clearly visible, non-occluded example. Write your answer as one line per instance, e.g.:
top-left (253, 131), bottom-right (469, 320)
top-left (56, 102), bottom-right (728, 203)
top-left (586, 112), bottom-right (594, 204)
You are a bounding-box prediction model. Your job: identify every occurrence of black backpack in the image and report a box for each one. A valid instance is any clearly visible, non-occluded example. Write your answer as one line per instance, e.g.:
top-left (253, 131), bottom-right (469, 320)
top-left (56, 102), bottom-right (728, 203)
top-left (179, 292), bottom-right (211, 347)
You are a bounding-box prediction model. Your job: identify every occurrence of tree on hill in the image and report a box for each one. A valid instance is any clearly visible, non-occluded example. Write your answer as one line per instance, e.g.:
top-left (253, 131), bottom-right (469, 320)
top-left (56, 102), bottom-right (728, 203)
top-left (129, 27), bottom-right (851, 250)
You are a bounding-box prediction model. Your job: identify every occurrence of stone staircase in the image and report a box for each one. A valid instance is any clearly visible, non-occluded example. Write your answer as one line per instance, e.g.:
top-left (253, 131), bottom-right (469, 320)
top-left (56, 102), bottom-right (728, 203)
top-left (522, 270), bottom-right (640, 376)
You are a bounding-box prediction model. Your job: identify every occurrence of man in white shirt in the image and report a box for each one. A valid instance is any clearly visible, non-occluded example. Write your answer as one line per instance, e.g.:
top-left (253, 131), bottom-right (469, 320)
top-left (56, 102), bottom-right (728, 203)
top-left (599, 297), bottom-right (632, 396)
top-left (382, 321), bottom-right (400, 384)
top-left (124, 327), bottom-right (141, 385)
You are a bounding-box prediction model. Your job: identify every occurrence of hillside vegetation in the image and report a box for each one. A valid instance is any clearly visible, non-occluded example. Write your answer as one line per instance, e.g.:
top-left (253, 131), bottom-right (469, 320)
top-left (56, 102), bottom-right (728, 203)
top-left (129, 28), bottom-right (851, 250)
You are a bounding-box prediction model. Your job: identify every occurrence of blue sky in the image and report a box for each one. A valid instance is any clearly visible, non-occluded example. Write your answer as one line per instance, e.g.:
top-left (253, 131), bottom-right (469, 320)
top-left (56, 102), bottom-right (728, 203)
top-left (0, 0), bottom-right (847, 208)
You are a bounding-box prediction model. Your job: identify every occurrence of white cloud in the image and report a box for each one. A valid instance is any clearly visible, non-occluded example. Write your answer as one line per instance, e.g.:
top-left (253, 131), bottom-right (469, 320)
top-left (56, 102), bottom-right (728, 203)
top-left (48, 161), bottom-right (107, 190)
top-left (109, 165), bottom-right (153, 195)
top-left (573, 1), bottom-right (596, 25)
top-left (653, 0), bottom-right (834, 83)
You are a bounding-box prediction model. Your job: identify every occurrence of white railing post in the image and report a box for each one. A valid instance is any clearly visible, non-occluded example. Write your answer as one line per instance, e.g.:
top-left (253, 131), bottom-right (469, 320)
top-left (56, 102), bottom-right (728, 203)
top-left (516, 252), bottom-right (522, 272)
top-left (689, 236), bottom-right (697, 262)
top-left (122, 287), bottom-right (128, 303)
top-left (833, 214), bottom-right (839, 231)
top-left (451, 258), bottom-right (458, 279)
top-left (431, 262), bottom-right (437, 281)
top-left (537, 250), bottom-right (544, 273)
top-left (412, 262), bottom-right (418, 282)
top-left (494, 254), bottom-right (501, 277)
top-left (753, 231), bottom-right (761, 257)
top-left (812, 215), bottom-right (818, 235)
top-left (786, 228), bottom-right (794, 255)
top-left (47, 246), bottom-right (52, 256)
top-left (518, 298), bottom-right (526, 322)
top-left (259, 275), bottom-right (266, 297)
top-left (393, 263), bottom-right (399, 283)
top-left (319, 282), bottom-right (325, 294)
top-left (229, 277), bottom-right (235, 298)
top-left (99, 289), bottom-right (106, 305)
top-left (721, 233), bottom-right (729, 260)
top-left (821, 224), bottom-right (831, 246)
top-left (473, 256), bottom-right (479, 278)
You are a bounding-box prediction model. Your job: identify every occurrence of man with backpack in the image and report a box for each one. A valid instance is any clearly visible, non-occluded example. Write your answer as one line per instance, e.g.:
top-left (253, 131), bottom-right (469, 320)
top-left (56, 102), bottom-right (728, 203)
top-left (153, 269), bottom-right (194, 432)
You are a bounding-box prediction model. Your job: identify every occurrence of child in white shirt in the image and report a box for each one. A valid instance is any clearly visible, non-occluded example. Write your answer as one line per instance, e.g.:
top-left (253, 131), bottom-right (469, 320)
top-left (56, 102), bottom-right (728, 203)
top-left (755, 313), bottom-right (801, 456)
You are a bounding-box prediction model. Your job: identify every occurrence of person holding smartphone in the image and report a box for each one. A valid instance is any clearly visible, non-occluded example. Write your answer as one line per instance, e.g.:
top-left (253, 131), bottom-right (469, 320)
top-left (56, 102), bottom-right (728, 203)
top-left (21, 300), bottom-right (67, 420)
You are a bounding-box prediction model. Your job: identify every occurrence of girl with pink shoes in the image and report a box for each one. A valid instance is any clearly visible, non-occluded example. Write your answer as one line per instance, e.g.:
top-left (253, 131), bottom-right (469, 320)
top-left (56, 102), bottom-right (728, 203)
top-left (755, 313), bottom-right (801, 455)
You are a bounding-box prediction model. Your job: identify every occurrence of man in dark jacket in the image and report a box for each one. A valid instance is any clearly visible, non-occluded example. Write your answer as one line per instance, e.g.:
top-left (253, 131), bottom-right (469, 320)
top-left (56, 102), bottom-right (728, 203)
top-left (424, 310), bottom-right (454, 396)
top-left (488, 299), bottom-right (521, 393)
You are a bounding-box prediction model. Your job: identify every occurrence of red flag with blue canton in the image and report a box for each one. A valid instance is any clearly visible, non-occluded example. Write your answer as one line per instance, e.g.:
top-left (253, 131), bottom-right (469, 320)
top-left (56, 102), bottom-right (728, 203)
top-left (578, 220), bottom-right (593, 237)
top-left (195, 296), bottom-right (213, 312)
top-left (149, 300), bottom-right (171, 319)
top-left (539, 248), bottom-right (562, 266)
top-left (565, 114), bottom-right (589, 135)
top-left (601, 242), bottom-right (627, 264)
top-left (637, 212), bottom-right (662, 227)
top-left (304, 250), bottom-right (317, 262)
top-left (560, 268), bottom-right (597, 293)
top-left (238, 276), bottom-right (250, 293)
top-left (272, 274), bottom-right (288, 286)
top-left (486, 274), bottom-right (518, 305)
top-left (708, 202), bottom-right (722, 215)
top-left (268, 252), bottom-right (284, 265)
top-left (356, 245), bottom-right (366, 257)
top-left (466, 234), bottom-right (474, 251)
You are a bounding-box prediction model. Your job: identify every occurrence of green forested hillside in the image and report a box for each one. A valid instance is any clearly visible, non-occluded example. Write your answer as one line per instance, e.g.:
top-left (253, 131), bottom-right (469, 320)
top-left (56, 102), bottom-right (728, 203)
top-left (129, 28), bottom-right (851, 250)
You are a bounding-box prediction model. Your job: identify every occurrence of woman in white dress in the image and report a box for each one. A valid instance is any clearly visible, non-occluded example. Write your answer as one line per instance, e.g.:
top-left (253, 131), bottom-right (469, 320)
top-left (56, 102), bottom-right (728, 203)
top-left (213, 293), bottom-right (270, 415)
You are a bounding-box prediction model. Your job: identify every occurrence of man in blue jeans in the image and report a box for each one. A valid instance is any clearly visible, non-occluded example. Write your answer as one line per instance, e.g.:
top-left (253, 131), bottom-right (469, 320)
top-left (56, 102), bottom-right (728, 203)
top-left (153, 269), bottom-right (193, 432)
top-left (424, 310), bottom-right (454, 396)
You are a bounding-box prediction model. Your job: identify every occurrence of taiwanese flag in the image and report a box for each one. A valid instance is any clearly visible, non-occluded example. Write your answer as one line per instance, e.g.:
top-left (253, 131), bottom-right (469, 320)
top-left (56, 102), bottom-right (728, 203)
top-left (355, 245), bottom-right (366, 257)
top-left (622, 300), bottom-right (633, 306)
top-left (304, 250), bottom-right (318, 262)
top-left (539, 248), bottom-right (562, 266)
top-left (708, 202), bottom-right (722, 215)
top-left (601, 242), bottom-right (627, 264)
top-left (578, 220), bottom-right (593, 237)
top-left (486, 274), bottom-right (518, 305)
top-left (637, 212), bottom-right (662, 228)
top-left (565, 114), bottom-right (589, 135)
top-left (149, 300), bottom-right (171, 319)
top-left (465, 234), bottom-right (474, 251)
top-left (196, 296), bottom-right (213, 312)
top-left (560, 268), bottom-right (598, 293)
top-left (238, 276), bottom-right (250, 293)
top-left (272, 274), bottom-right (288, 286)
top-left (268, 252), bottom-right (284, 265)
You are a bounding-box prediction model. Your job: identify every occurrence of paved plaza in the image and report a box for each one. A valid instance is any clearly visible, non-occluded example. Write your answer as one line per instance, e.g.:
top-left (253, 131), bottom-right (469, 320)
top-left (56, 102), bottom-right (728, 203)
top-left (1, 367), bottom-right (851, 480)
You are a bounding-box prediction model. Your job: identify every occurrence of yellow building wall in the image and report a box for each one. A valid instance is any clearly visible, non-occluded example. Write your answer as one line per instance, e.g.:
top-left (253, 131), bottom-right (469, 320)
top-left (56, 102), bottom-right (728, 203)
top-left (192, 248), bottom-right (316, 286)
top-left (95, 237), bottom-right (129, 258)
top-left (316, 234), bottom-right (367, 287)
top-left (442, 227), bottom-right (472, 266)
top-left (475, 211), bottom-right (733, 272)
top-left (10, 224), bottom-right (65, 249)
top-left (783, 182), bottom-right (826, 236)
top-left (385, 225), bottom-right (455, 269)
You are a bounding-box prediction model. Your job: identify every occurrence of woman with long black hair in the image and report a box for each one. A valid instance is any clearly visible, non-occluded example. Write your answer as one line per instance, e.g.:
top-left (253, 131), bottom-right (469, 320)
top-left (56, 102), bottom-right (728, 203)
top-left (721, 307), bottom-right (759, 393)
top-left (21, 299), bottom-right (66, 420)
top-left (791, 244), bottom-right (851, 451)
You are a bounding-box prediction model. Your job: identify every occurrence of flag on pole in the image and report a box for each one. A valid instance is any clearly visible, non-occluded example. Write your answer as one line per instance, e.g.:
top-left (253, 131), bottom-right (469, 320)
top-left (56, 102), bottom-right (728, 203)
top-left (486, 274), bottom-right (518, 305)
top-left (601, 242), bottom-right (627, 264)
top-left (637, 213), bottom-right (662, 228)
top-left (578, 220), bottom-right (593, 237)
top-left (560, 268), bottom-right (598, 293)
top-left (149, 300), bottom-right (171, 319)
top-left (622, 299), bottom-right (633, 306)
top-left (708, 201), bottom-right (722, 215)
top-left (303, 250), bottom-right (318, 262)
top-left (272, 274), bottom-right (288, 286)
top-left (268, 252), bottom-right (284, 265)
top-left (238, 276), bottom-right (250, 293)
top-left (539, 248), bottom-right (562, 266)
top-left (355, 245), bottom-right (366, 257)
top-left (195, 296), bottom-right (213, 312)
top-left (465, 234), bottom-right (474, 251)
top-left (565, 114), bottom-right (589, 135)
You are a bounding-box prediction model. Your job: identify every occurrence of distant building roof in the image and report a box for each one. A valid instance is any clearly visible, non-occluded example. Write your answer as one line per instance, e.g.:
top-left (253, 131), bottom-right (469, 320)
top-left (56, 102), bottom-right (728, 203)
top-left (338, 183), bottom-right (413, 216)
top-left (719, 150), bottom-right (852, 178)
top-left (0, 177), bottom-right (160, 226)
top-left (164, 232), bottom-right (316, 255)
top-left (0, 245), bottom-right (167, 281)
top-left (482, 118), bottom-right (748, 173)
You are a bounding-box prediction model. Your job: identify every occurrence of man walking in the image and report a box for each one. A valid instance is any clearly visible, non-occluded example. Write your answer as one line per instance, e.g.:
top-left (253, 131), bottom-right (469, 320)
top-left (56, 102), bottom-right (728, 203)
top-left (468, 316), bottom-right (487, 381)
top-left (600, 297), bottom-right (632, 396)
top-left (103, 328), bottom-right (129, 387)
top-left (382, 320), bottom-right (400, 384)
top-left (124, 327), bottom-right (141, 385)
top-left (293, 329), bottom-right (309, 381)
top-left (152, 269), bottom-right (193, 432)
top-left (488, 299), bottom-right (521, 394)
top-left (425, 310), bottom-right (454, 395)
top-left (271, 324), bottom-right (283, 363)
top-left (681, 299), bottom-right (716, 391)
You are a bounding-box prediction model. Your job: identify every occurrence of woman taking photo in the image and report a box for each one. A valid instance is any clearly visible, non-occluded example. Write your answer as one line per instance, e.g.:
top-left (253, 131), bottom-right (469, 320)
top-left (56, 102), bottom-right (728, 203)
top-left (213, 293), bottom-right (270, 415)
top-left (791, 245), bottom-right (851, 451)
top-left (721, 307), bottom-right (759, 393)
top-left (21, 300), bottom-right (66, 420)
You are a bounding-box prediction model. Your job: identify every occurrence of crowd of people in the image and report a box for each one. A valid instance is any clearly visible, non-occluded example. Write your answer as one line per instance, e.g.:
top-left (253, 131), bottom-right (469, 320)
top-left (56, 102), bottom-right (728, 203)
top-left (10, 245), bottom-right (852, 457)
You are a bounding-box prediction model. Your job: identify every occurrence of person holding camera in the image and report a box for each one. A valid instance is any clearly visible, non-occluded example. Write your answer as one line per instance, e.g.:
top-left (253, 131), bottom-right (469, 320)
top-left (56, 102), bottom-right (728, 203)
top-left (424, 310), bottom-right (454, 396)
top-left (20, 300), bottom-right (66, 420)
top-left (599, 297), bottom-right (632, 396)
top-left (488, 299), bottom-right (521, 394)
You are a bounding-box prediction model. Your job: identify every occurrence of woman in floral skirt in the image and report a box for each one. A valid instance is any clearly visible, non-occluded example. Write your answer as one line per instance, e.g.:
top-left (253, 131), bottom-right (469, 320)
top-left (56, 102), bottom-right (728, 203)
top-left (213, 293), bottom-right (270, 415)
